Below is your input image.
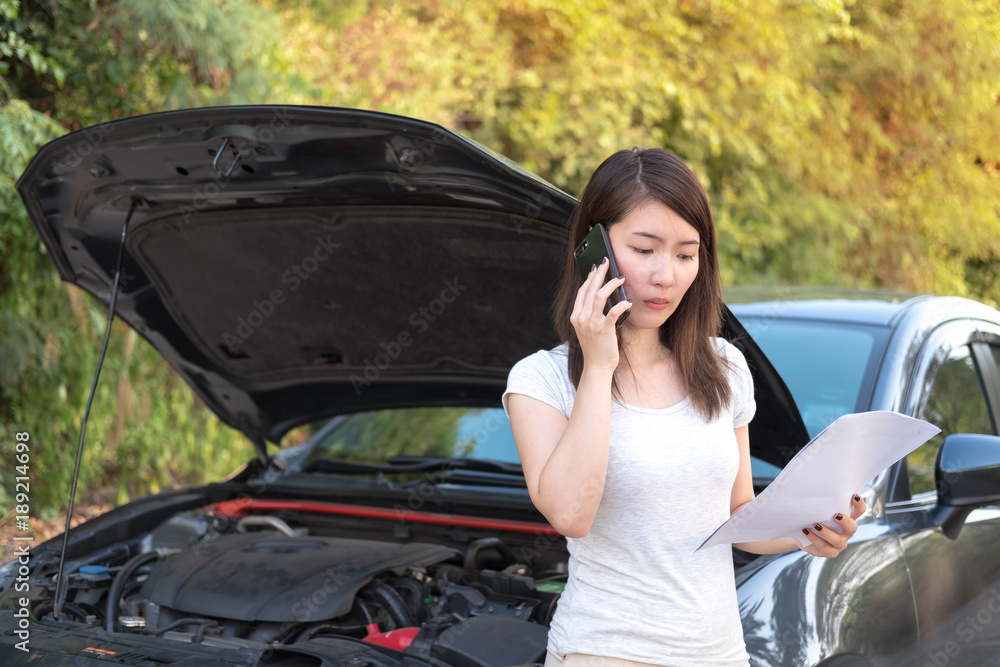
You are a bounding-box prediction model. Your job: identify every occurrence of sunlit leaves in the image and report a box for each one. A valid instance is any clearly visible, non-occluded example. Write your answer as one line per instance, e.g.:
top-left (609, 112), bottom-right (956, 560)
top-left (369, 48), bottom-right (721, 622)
top-left (0, 0), bottom-right (261, 517)
top-left (302, 0), bottom-right (999, 300)
top-left (2, 0), bottom-right (999, 518)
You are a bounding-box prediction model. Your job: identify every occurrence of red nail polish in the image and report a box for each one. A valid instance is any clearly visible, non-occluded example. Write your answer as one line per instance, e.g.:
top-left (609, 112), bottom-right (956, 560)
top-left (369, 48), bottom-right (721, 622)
top-left (802, 528), bottom-right (809, 535)
top-left (835, 513), bottom-right (844, 521)
top-left (814, 523), bottom-right (823, 531)
top-left (853, 494), bottom-right (861, 503)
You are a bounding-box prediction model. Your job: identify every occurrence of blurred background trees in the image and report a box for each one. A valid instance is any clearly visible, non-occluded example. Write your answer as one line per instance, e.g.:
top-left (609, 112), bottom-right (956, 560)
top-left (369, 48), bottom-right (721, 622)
top-left (2, 0), bottom-right (999, 518)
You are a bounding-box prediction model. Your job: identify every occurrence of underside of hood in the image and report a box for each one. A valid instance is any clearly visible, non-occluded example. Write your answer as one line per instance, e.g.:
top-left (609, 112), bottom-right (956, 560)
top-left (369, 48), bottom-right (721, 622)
top-left (17, 105), bottom-right (807, 462)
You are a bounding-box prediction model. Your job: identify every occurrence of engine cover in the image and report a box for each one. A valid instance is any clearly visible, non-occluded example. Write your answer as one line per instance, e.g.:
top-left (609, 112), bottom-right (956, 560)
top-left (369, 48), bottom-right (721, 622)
top-left (140, 533), bottom-right (457, 622)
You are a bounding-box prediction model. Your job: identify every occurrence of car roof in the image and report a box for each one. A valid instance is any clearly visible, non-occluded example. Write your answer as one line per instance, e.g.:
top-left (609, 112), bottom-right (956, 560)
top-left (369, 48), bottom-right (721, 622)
top-left (727, 286), bottom-right (1000, 339)
top-left (727, 286), bottom-right (936, 327)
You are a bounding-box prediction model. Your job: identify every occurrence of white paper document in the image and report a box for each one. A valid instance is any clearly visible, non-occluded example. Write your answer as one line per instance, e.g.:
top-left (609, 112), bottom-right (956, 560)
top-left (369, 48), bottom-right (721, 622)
top-left (698, 411), bottom-right (941, 550)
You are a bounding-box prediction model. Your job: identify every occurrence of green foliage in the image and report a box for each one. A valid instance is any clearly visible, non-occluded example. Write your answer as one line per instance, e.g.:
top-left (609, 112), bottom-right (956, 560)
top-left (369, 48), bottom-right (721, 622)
top-left (2, 0), bottom-right (291, 125)
top-left (0, 96), bottom-right (249, 516)
top-left (270, 0), bottom-right (999, 299)
top-left (826, 1), bottom-right (1000, 300)
top-left (2, 0), bottom-right (999, 517)
top-left (0, 0), bottom-right (276, 517)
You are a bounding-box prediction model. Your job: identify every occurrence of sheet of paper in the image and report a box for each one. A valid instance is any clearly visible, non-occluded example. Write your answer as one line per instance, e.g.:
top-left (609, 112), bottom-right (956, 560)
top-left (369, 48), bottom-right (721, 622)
top-left (698, 411), bottom-right (941, 550)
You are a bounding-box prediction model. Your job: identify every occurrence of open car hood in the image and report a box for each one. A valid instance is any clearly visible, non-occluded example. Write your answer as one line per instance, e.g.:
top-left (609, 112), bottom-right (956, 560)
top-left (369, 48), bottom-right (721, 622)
top-left (17, 105), bottom-right (808, 461)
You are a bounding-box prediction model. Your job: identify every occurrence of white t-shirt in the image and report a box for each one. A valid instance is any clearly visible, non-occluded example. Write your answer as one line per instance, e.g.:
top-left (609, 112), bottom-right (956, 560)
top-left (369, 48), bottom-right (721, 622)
top-left (502, 338), bottom-right (755, 667)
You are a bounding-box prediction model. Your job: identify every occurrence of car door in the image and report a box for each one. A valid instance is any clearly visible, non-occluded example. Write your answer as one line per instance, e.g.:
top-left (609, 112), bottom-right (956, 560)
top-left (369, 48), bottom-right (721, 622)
top-left (888, 319), bottom-right (1000, 666)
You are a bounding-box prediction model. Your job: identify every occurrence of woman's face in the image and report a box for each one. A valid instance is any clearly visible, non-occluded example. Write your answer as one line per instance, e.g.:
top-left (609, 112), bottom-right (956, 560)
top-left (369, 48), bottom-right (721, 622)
top-left (607, 199), bottom-right (700, 330)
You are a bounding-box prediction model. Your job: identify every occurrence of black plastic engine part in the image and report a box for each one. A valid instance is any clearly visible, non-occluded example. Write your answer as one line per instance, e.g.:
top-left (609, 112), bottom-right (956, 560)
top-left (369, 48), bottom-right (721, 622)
top-left (442, 583), bottom-right (538, 622)
top-left (140, 533), bottom-right (457, 623)
top-left (477, 569), bottom-right (536, 598)
top-left (267, 634), bottom-right (443, 667)
top-left (428, 615), bottom-right (548, 667)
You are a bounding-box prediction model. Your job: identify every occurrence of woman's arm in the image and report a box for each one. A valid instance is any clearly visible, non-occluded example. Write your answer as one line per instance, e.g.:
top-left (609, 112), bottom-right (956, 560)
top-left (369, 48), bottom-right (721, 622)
top-left (729, 425), bottom-right (866, 557)
top-left (508, 260), bottom-right (630, 538)
top-left (508, 366), bottom-right (615, 537)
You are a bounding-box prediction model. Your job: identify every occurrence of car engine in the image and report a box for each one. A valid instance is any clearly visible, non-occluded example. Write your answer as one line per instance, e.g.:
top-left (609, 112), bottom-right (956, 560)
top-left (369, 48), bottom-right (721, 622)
top-left (19, 506), bottom-right (561, 667)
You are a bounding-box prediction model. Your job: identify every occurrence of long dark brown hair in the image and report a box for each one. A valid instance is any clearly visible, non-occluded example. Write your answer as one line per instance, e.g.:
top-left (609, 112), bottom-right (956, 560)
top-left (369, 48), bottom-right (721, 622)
top-left (554, 147), bottom-right (731, 420)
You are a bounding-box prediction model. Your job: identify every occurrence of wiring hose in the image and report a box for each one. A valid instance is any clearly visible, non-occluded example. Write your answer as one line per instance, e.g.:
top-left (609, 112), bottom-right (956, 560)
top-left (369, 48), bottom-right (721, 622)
top-left (463, 537), bottom-right (515, 575)
top-left (104, 551), bottom-right (160, 632)
top-left (297, 621), bottom-right (370, 642)
top-left (390, 576), bottom-right (426, 623)
top-left (32, 600), bottom-right (89, 623)
top-left (361, 581), bottom-right (417, 629)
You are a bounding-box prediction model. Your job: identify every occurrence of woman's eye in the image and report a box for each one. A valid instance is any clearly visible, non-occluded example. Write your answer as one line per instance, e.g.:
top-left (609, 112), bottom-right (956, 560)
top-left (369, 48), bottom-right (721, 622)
top-left (632, 247), bottom-right (653, 255)
top-left (678, 254), bottom-right (695, 261)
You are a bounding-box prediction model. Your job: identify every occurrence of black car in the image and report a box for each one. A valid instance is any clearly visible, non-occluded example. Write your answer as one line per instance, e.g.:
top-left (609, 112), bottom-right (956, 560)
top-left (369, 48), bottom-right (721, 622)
top-left (3, 106), bottom-right (1000, 667)
top-left (728, 289), bottom-right (1000, 666)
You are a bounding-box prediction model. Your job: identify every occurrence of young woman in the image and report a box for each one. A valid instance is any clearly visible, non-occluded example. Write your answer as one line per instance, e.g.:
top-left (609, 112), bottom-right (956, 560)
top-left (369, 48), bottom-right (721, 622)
top-left (503, 148), bottom-right (865, 666)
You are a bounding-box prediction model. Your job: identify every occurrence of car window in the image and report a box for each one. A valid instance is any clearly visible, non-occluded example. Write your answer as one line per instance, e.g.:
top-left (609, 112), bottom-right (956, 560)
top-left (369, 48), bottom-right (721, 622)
top-left (296, 406), bottom-right (785, 483)
top-left (302, 407), bottom-right (522, 467)
top-left (909, 345), bottom-right (993, 495)
top-left (738, 319), bottom-right (879, 438)
top-left (750, 457), bottom-right (782, 479)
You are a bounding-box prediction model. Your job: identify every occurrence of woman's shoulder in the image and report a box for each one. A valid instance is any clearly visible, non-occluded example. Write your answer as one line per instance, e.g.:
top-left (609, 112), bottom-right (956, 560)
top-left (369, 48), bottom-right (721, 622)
top-left (503, 343), bottom-right (574, 417)
top-left (711, 337), bottom-right (756, 423)
top-left (509, 342), bottom-right (570, 377)
top-left (711, 337), bottom-right (751, 375)
top-left (711, 336), bottom-right (743, 358)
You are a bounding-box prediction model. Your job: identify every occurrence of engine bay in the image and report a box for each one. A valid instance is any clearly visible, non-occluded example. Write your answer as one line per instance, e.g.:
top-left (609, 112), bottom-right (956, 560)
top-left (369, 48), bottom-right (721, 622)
top-left (11, 500), bottom-right (568, 667)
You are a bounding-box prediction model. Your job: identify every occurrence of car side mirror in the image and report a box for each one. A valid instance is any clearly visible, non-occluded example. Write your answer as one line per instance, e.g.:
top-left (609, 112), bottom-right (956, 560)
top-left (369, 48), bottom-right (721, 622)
top-left (931, 433), bottom-right (1000, 539)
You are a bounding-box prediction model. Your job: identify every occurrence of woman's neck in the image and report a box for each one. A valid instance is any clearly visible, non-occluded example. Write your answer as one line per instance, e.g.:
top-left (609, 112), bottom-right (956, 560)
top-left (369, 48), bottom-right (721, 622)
top-left (618, 325), bottom-right (671, 371)
top-left (613, 325), bottom-right (686, 407)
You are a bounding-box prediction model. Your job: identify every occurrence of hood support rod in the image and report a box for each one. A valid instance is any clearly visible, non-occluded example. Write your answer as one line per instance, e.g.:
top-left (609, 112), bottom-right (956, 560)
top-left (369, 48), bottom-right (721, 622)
top-left (53, 199), bottom-right (139, 621)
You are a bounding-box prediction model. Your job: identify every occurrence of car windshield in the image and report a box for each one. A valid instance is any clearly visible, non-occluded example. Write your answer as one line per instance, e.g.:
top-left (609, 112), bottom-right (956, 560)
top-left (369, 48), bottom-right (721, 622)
top-left (299, 407), bottom-right (521, 470)
top-left (296, 404), bottom-right (783, 481)
top-left (737, 318), bottom-right (885, 438)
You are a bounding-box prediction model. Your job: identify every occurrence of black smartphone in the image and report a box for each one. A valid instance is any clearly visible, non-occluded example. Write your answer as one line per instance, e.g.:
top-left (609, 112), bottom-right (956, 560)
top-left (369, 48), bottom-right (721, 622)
top-left (573, 223), bottom-right (630, 327)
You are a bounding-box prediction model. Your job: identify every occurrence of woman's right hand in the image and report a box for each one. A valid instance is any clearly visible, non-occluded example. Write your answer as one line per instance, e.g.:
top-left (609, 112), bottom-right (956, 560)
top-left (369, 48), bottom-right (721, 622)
top-left (570, 258), bottom-right (630, 373)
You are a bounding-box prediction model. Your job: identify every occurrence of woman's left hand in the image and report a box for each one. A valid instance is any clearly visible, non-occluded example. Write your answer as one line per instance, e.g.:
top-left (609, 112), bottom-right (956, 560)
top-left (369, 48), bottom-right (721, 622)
top-left (799, 493), bottom-right (868, 558)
